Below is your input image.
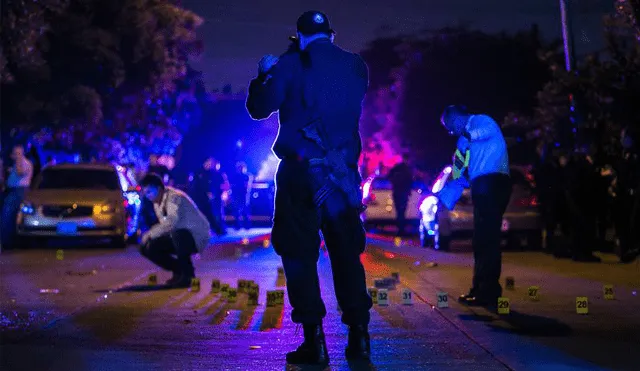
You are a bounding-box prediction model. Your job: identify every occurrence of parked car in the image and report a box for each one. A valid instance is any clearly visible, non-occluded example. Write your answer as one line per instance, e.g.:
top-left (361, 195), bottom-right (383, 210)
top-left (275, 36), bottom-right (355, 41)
top-left (361, 176), bottom-right (427, 229)
top-left (16, 163), bottom-right (131, 248)
top-left (419, 165), bottom-right (542, 250)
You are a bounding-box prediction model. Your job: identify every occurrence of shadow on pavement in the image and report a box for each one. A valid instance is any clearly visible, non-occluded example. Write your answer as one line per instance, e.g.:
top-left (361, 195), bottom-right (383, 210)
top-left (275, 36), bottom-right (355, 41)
top-left (460, 310), bottom-right (572, 337)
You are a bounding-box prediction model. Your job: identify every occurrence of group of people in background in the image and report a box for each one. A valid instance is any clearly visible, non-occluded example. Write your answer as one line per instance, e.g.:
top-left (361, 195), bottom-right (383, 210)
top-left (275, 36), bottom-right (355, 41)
top-left (186, 157), bottom-right (254, 236)
top-left (533, 128), bottom-right (640, 264)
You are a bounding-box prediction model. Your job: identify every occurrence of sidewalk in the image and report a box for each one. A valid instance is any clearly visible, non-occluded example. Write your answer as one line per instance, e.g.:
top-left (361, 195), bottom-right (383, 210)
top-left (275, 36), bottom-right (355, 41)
top-left (367, 237), bottom-right (640, 371)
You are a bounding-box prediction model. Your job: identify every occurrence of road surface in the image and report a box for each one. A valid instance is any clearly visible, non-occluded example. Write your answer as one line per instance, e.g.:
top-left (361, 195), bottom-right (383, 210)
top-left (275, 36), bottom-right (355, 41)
top-left (1, 229), bottom-right (638, 370)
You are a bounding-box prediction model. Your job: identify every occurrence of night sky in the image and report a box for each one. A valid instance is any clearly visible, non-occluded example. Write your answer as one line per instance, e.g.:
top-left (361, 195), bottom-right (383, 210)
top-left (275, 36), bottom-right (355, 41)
top-left (183, 0), bottom-right (614, 91)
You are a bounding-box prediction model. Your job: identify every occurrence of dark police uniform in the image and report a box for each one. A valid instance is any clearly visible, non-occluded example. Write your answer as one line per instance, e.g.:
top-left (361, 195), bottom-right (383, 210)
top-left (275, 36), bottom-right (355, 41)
top-left (246, 10), bottom-right (372, 365)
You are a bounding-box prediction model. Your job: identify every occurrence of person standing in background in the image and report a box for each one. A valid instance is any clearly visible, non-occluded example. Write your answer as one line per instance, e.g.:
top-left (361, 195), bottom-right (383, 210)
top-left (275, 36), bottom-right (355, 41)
top-left (1, 144), bottom-right (33, 248)
top-left (228, 161), bottom-right (253, 230)
top-left (387, 154), bottom-right (414, 236)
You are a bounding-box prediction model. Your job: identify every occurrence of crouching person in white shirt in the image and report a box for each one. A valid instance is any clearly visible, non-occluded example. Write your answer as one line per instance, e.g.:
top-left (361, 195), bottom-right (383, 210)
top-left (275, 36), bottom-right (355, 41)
top-left (139, 173), bottom-right (212, 288)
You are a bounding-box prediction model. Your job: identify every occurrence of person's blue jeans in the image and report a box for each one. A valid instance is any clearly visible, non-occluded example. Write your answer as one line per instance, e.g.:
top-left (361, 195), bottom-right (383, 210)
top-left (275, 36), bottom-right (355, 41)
top-left (1, 187), bottom-right (26, 247)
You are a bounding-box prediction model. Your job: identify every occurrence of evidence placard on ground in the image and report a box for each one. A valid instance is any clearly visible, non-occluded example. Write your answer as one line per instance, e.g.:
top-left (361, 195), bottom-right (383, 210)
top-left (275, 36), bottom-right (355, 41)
top-left (437, 292), bottom-right (448, 308)
top-left (401, 288), bottom-right (413, 305)
top-left (377, 289), bottom-right (389, 306)
top-left (497, 297), bottom-right (510, 314)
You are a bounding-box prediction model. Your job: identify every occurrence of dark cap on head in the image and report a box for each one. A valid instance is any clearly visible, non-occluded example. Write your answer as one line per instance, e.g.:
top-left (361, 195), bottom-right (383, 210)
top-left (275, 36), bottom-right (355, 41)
top-left (296, 11), bottom-right (334, 36)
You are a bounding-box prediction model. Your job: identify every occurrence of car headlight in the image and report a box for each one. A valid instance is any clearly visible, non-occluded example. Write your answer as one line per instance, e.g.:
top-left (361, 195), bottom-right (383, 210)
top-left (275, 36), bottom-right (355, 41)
top-left (93, 203), bottom-right (116, 215)
top-left (20, 202), bottom-right (35, 215)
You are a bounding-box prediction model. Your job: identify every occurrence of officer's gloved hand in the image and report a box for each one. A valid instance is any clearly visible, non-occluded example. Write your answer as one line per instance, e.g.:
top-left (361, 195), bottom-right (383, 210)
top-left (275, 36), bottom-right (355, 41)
top-left (258, 54), bottom-right (279, 75)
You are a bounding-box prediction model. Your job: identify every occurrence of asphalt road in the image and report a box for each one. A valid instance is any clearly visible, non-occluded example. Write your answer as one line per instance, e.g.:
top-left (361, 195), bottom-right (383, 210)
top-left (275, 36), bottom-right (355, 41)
top-left (0, 229), bottom-right (638, 371)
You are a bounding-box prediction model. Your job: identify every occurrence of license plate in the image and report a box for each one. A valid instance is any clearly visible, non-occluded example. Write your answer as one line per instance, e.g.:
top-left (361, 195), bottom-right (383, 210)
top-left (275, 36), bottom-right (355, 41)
top-left (57, 222), bottom-right (78, 235)
top-left (501, 219), bottom-right (509, 232)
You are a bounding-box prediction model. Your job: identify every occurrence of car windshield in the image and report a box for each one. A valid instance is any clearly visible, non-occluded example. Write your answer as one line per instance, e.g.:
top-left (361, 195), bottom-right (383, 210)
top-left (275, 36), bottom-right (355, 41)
top-left (36, 169), bottom-right (120, 190)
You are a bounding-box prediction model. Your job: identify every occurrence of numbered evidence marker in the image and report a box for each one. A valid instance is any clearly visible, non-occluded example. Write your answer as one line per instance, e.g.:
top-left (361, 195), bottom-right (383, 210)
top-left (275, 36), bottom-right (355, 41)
top-left (266, 290), bottom-right (279, 307)
top-left (263, 239), bottom-right (270, 248)
top-left (147, 274), bottom-right (158, 286)
top-left (211, 279), bottom-right (221, 294)
top-left (603, 285), bottom-right (614, 300)
top-left (237, 279), bottom-right (248, 293)
top-left (377, 289), bottom-right (389, 306)
top-left (227, 288), bottom-right (238, 303)
top-left (528, 286), bottom-right (540, 301)
top-left (393, 237), bottom-right (402, 247)
top-left (247, 283), bottom-right (259, 306)
top-left (220, 283), bottom-right (230, 297)
top-left (497, 297), bottom-right (510, 314)
top-left (401, 288), bottom-right (413, 305)
top-left (190, 278), bottom-right (201, 292)
top-left (275, 290), bottom-right (285, 305)
top-left (576, 297), bottom-right (589, 314)
top-left (368, 287), bottom-right (378, 304)
top-left (56, 249), bottom-right (64, 260)
top-left (437, 292), bottom-right (449, 308)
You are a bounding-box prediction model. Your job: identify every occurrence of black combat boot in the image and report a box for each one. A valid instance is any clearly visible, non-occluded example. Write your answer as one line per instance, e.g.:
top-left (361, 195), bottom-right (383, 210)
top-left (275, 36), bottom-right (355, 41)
top-left (286, 324), bottom-right (329, 365)
top-left (345, 324), bottom-right (370, 360)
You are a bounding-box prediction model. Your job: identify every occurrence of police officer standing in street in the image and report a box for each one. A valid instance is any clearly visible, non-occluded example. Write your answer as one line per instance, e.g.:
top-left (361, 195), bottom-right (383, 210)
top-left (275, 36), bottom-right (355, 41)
top-left (438, 105), bottom-right (511, 308)
top-left (246, 10), bottom-right (372, 366)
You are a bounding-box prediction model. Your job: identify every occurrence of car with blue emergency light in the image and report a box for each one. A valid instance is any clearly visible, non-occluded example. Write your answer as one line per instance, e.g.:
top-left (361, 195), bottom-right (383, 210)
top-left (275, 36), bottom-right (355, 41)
top-left (361, 177), bottom-right (426, 229)
top-left (418, 165), bottom-right (541, 250)
top-left (16, 163), bottom-right (135, 248)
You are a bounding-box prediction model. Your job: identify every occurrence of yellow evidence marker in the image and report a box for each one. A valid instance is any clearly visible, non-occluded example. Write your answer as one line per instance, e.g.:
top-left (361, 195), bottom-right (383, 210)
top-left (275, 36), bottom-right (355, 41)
top-left (275, 290), bottom-right (285, 305)
top-left (368, 287), bottom-right (378, 304)
top-left (227, 288), bottom-right (238, 303)
top-left (247, 283), bottom-right (259, 306)
top-left (266, 290), bottom-right (279, 307)
top-left (263, 239), bottom-right (270, 248)
top-left (393, 237), bottom-right (402, 247)
top-left (220, 283), bottom-right (230, 297)
top-left (497, 297), bottom-right (510, 314)
top-left (190, 278), bottom-right (201, 292)
top-left (237, 279), bottom-right (248, 293)
top-left (211, 279), bottom-right (221, 294)
top-left (603, 285), bottom-right (614, 300)
top-left (147, 274), bottom-right (158, 285)
top-left (211, 279), bottom-right (220, 294)
top-left (56, 250), bottom-right (64, 260)
top-left (576, 297), bottom-right (589, 314)
top-left (528, 286), bottom-right (540, 301)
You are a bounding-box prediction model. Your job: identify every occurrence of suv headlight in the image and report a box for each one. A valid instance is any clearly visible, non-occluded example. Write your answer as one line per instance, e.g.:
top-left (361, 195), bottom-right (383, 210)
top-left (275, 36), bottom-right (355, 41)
top-left (20, 202), bottom-right (35, 215)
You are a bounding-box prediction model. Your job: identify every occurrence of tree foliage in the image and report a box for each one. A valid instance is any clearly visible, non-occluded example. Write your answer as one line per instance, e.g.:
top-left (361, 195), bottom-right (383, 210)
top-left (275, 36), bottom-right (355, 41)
top-left (523, 0), bottom-right (640, 154)
top-left (1, 0), bottom-right (203, 131)
top-left (360, 26), bottom-right (551, 169)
